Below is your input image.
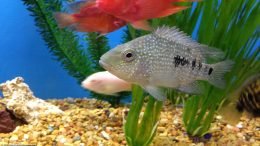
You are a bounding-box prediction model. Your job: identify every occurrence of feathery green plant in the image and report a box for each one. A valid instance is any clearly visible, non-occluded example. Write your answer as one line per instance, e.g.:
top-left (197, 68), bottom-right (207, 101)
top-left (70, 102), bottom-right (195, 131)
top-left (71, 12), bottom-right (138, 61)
top-left (23, 0), bottom-right (93, 82)
top-left (22, 0), bottom-right (126, 105)
top-left (85, 33), bottom-right (110, 72)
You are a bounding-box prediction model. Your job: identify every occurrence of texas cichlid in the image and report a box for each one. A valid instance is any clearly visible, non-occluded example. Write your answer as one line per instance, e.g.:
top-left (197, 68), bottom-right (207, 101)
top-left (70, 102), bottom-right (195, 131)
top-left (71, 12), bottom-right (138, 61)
top-left (99, 26), bottom-right (234, 101)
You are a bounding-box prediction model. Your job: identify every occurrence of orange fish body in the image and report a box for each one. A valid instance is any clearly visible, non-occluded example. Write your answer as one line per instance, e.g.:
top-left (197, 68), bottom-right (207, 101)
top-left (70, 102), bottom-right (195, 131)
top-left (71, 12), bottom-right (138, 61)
top-left (97, 0), bottom-right (193, 30)
top-left (54, 1), bottom-right (126, 34)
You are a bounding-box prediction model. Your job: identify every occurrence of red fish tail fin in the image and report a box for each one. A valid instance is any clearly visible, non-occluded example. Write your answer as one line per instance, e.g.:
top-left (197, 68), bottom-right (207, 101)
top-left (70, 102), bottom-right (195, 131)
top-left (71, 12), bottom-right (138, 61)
top-left (54, 12), bottom-right (75, 28)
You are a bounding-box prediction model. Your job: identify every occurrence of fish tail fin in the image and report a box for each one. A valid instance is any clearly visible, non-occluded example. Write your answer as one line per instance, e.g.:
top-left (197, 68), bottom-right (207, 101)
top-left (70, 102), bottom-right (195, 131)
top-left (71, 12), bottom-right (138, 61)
top-left (207, 60), bottom-right (234, 88)
top-left (218, 101), bottom-right (242, 125)
top-left (53, 12), bottom-right (75, 28)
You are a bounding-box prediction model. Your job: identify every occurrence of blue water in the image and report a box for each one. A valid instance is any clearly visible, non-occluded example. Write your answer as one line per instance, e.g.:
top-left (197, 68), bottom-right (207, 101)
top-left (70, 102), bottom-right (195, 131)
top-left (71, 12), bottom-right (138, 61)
top-left (0, 1), bottom-right (124, 99)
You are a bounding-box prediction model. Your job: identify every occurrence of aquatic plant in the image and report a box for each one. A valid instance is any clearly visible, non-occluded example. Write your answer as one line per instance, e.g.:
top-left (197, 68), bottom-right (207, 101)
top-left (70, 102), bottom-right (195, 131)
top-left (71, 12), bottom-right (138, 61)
top-left (123, 0), bottom-right (259, 143)
top-left (22, 0), bottom-right (125, 104)
top-left (124, 85), bottom-right (163, 146)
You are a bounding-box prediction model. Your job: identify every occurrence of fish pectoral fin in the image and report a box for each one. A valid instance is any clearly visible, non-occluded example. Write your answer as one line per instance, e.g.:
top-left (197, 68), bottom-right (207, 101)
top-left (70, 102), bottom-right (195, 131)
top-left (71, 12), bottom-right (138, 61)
top-left (142, 85), bottom-right (167, 101)
top-left (131, 20), bottom-right (152, 31)
top-left (154, 6), bottom-right (189, 18)
top-left (54, 12), bottom-right (75, 28)
top-left (177, 81), bottom-right (203, 94)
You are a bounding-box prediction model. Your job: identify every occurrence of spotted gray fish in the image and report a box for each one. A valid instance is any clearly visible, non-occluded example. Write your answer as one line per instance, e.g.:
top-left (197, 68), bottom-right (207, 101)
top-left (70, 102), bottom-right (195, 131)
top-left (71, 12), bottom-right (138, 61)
top-left (99, 26), bottom-right (234, 101)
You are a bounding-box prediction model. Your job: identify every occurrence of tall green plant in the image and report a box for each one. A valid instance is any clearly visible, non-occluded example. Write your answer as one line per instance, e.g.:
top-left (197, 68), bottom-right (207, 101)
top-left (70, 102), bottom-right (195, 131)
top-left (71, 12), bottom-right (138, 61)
top-left (124, 85), bottom-right (163, 146)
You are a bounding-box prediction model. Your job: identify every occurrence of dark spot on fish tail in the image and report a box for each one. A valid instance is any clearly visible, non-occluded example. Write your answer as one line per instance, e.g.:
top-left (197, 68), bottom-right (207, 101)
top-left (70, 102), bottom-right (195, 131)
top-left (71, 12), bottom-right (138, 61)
top-left (208, 68), bottom-right (213, 75)
top-left (192, 59), bottom-right (196, 70)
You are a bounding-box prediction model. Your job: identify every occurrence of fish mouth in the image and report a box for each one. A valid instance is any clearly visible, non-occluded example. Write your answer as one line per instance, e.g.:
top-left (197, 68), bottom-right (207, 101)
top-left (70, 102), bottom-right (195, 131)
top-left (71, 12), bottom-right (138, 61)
top-left (99, 60), bottom-right (112, 70)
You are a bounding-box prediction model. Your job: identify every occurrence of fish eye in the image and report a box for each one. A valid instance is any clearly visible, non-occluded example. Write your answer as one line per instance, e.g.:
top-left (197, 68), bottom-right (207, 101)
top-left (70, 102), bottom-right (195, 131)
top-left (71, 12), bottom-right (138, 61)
top-left (122, 50), bottom-right (135, 62)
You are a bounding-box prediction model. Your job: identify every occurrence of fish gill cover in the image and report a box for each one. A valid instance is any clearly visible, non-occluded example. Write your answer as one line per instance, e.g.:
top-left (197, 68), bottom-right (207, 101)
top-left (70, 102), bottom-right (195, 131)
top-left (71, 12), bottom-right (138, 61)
top-left (22, 0), bottom-right (259, 145)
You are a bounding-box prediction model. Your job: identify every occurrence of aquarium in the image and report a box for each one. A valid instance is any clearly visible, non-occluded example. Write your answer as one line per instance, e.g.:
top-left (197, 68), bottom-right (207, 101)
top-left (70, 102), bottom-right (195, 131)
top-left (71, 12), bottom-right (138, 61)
top-left (0, 0), bottom-right (259, 146)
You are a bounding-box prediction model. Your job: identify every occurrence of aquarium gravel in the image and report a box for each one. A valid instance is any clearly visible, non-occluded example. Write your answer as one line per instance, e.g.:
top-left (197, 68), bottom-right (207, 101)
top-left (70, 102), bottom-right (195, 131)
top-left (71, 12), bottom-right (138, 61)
top-left (0, 98), bottom-right (259, 146)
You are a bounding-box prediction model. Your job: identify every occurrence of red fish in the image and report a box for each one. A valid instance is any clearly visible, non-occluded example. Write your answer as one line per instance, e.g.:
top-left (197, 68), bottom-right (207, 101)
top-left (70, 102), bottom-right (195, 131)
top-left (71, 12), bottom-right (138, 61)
top-left (54, 0), bottom-right (127, 34)
top-left (97, 0), bottom-right (197, 30)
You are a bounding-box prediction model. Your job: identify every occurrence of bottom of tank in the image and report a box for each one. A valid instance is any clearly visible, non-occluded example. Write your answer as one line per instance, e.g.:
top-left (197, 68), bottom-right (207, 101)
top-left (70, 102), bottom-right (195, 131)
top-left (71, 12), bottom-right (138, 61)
top-left (0, 97), bottom-right (259, 146)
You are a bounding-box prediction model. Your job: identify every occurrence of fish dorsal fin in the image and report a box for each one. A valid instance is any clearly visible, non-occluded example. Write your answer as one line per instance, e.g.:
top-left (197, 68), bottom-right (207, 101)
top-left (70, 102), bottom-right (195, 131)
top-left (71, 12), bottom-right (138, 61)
top-left (153, 26), bottom-right (201, 48)
top-left (153, 26), bottom-right (225, 60)
top-left (68, 0), bottom-right (95, 13)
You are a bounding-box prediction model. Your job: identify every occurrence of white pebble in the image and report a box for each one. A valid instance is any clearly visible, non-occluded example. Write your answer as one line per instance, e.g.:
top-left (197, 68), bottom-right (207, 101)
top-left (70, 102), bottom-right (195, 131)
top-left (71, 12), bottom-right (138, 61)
top-left (10, 135), bottom-right (18, 141)
top-left (226, 124), bottom-right (234, 129)
top-left (23, 134), bottom-right (29, 140)
top-left (79, 143), bottom-right (85, 146)
top-left (101, 131), bottom-right (110, 140)
top-left (60, 137), bottom-right (67, 143)
top-left (236, 122), bottom-right (243, 129)
top-left (173, 119), bottom-right (179, 125)
top-left (216, 115), bottom-right (222, 120)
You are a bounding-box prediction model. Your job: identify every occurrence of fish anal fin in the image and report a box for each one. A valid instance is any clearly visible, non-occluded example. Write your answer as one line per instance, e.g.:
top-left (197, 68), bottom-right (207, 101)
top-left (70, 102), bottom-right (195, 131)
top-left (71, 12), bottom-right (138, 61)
top-left (177, 81), bottom-right (202, 94)
top-left (154, 6), bottom-right (189, 18)
top-left (131, 20), bottom-right (152, 31)
top-left (142, 85), bottom-right (167, 101)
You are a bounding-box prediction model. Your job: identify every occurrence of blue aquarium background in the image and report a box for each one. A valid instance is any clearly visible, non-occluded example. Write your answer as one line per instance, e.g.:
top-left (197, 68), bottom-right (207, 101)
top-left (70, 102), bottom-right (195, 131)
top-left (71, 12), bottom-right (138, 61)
top-left (0, 0), bottom-right (125, 98)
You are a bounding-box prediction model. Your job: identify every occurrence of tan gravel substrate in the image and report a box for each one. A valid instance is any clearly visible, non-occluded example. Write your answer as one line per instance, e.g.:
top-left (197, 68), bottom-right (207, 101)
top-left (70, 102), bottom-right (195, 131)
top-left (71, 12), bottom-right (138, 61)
top-left (0, 98), bottom-right (259, 146)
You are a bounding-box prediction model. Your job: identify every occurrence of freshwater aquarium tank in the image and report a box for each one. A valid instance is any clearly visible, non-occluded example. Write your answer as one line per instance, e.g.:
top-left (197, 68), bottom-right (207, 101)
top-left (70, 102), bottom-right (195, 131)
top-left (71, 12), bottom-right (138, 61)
top-left (0, 0), bottom-right (259, 145)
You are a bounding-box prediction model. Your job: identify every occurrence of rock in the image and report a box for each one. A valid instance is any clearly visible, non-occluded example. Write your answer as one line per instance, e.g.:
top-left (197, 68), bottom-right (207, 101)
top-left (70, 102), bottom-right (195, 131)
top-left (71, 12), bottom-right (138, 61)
top-left (0, 77), bottom-right (63, 124)
top-left (0, 109), bottom-right (16, 133)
